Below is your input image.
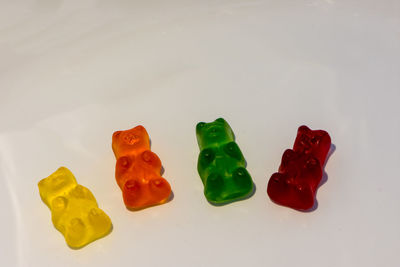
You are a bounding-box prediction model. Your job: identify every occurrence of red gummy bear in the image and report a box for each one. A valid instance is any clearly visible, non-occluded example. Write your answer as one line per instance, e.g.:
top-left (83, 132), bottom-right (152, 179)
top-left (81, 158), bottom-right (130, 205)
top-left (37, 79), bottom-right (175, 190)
top-left (267, 125), bottom-right (331, 211)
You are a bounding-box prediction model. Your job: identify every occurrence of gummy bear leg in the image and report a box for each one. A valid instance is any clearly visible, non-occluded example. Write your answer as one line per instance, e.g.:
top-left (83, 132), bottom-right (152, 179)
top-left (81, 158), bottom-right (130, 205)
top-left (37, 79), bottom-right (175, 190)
top-left (65, 218), bottom-right (87, 248)
top-left (213, 168), bottom-right (254, 204)
top-left (267, 173), bottom-right (293, 207)
top-left (291, 183), bottom-right (315, 210)
top-left (229, 167), bottom-right (253, 199)
top-left (148, 177), bottom-right (172, 205)
top-left (204, 173), bottom-right (225, 204)
top-left (267, 173), bottom-right (315, 211)
top-left (122, 180), bottom-right (143, 209)
top-left (88, 208), bottom-right (112, 237)
top-left (51, 196), bottom-right (68, 226)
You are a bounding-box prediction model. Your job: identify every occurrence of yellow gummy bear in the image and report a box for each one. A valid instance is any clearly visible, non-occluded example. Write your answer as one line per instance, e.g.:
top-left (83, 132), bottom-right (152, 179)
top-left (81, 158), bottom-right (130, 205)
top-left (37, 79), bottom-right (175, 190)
top-left (38, 167), bottom-right (112, 249)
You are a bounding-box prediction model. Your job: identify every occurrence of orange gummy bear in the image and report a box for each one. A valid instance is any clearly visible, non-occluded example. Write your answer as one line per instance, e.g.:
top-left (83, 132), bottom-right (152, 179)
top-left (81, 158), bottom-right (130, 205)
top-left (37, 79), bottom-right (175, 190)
top-left (112, 125), bottom-right (172, 210)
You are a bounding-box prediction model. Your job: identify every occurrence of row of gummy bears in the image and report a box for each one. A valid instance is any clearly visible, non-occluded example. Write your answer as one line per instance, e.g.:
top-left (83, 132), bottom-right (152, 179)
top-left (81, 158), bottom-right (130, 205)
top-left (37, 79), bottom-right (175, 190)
top-left (38, 118), bottom-right (332, 249)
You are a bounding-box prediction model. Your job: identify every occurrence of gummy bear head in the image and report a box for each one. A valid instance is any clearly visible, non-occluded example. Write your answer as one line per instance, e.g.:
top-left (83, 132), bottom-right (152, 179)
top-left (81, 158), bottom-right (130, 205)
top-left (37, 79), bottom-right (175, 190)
top-left (196, 118), bottom-right (235, 149)
top-left (38, 167), bottom-right (78, 207)
top-left (293, 125), bottom-right (331, 165)
top-left (112, 125), bottom-right (150, 158)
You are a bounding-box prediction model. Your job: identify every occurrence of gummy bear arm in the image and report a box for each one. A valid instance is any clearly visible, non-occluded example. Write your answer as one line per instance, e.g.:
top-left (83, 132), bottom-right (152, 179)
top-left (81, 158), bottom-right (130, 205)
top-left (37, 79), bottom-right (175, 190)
top-left (140, 150), bottom-right (162, 171)
top-left (68, 185), bottom-right (97, 203)
top-left (223, 141), bottom-right (246, 163)
top-left (197, 147), bottom-right (217, 182)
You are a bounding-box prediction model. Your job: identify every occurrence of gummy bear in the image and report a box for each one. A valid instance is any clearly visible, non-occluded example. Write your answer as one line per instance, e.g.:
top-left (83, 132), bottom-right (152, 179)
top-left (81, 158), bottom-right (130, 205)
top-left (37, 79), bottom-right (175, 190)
top-left (112, 125), bottom-right (172, 210)
top-left (196, 118), bottom-right (254, 204)
top-left (38, 167), bottom-right (112, 248)
top-left (267, 125), bottom-right (331, 210)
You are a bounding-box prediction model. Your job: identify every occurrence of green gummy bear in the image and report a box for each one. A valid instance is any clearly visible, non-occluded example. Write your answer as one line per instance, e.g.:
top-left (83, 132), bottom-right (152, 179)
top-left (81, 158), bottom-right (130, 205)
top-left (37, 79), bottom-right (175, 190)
top-left (196, 118), bottom-right (254, 204)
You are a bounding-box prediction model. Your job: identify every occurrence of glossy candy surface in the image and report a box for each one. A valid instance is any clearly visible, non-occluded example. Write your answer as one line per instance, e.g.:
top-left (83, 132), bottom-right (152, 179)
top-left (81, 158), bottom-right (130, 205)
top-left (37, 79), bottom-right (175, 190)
top-left (293, 125), bottom-right (331, 165)
top-left (196, 118), bottom-right (254, 204)
top-left (112, 125), bottom-right (171, 210)
top-left (38, 167), bottom-right (112, 248)
top-left (267, 125), bottom-right (331, 210)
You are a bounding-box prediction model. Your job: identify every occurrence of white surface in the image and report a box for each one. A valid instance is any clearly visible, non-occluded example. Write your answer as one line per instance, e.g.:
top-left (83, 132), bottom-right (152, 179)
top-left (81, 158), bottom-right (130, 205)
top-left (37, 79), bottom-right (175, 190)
top-left (1, 0), bottom-right (399, 266)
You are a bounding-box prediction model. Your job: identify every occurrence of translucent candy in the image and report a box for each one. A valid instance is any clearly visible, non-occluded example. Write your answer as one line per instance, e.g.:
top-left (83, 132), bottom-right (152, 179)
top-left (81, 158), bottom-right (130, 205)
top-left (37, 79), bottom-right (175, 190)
top-left (267, 126), bottom-right (331, 211)
top-left (38, 167), bottom-right (112, 248)
top-left (293, 125), bottom-right (331, 165)
top-left (196, 118), bottom-right (254, 204)
top-left (112, 125), bottom-right (171, 210)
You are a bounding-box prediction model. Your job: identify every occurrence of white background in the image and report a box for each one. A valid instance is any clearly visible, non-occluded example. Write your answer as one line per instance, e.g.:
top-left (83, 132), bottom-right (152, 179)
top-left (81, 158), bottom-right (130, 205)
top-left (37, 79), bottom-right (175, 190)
top-left (0, 0), bottom-right (399, 266)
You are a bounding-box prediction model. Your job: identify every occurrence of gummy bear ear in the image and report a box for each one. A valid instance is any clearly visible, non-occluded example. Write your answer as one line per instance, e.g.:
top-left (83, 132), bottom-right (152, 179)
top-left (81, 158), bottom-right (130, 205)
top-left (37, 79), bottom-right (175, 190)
top-left (215, 118), bottom-right (226, 124)
top-left (282, 149), bottom-right (298, 163)
top-left (113, 131), bottom-right (122, 139)
top-left (56, 167), bottom-right (72, 175)
top-left (132, 125), bottom-right (145, 132)
top-left (196, 122), bottom-right (206, 133)
top-left (298, 125), bottom-right (310, 134)
top-left (54, 167), bottom-right (77, 185)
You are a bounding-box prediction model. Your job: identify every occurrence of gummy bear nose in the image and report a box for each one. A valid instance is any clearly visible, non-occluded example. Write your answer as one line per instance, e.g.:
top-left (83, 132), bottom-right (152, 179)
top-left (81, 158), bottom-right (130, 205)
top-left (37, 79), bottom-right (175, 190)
top-left (300, 136), bottom-right (311, 148)
top-left (311, 136), bottom-right (320, 144)
top-left (208, 127), bottom-right (219, 136)
top-left (122, 133), bottom-right (139, 145)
